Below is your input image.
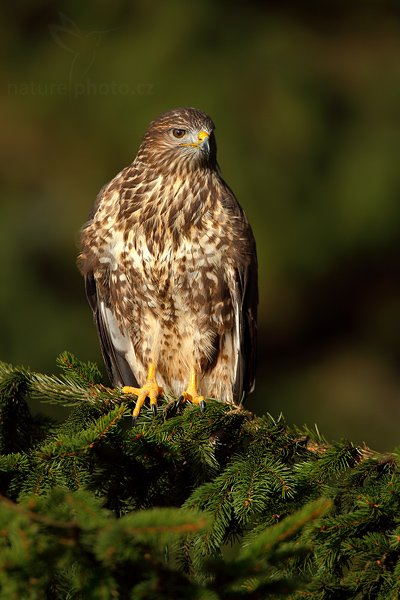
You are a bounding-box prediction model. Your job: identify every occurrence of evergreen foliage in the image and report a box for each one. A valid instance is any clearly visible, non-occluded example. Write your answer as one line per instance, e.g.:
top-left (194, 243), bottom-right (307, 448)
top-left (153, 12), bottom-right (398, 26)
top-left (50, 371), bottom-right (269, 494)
top-left (1, 353), bottom-right (400, 598)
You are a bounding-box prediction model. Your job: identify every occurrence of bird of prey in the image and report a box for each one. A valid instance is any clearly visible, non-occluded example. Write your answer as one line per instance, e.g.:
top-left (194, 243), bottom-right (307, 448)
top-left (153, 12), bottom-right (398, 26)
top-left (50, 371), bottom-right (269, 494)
top-left (77, 107), bottom-right (257, 421)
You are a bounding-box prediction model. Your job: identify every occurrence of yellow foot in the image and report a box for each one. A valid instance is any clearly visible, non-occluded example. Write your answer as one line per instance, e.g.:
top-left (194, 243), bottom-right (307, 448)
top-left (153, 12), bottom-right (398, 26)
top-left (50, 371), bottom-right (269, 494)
top-left (122, 361), bottom-right (163, 423)
top-left (179, 367), bottom-right (206, 412)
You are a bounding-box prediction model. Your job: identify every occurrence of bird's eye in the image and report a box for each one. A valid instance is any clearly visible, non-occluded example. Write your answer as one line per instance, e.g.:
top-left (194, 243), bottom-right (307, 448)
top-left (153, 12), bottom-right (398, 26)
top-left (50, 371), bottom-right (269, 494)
top-left (172, 128), bottom-right (187, 139)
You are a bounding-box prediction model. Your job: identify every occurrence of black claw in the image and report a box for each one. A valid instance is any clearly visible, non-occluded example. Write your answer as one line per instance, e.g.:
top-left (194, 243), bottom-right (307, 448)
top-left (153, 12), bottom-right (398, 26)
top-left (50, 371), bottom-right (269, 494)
top-left (132, 415), bottom-right (137, 426)
top-left (199, 400), bottom-right (206, 412)
top-left (176, 395), bottom-right (184, 408)
top-left (151, 404), bottom-right (157, 416)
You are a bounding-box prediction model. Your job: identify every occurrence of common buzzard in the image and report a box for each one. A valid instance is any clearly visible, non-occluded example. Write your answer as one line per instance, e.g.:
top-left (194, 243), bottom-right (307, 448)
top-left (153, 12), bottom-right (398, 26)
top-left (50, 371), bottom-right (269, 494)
top-left (78, 107), bottom-right (257, 421)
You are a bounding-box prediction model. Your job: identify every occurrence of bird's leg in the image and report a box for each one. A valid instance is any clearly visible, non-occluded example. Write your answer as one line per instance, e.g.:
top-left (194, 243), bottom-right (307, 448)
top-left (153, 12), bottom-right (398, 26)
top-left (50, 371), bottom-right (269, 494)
top-left (122, 360), bottom-right (163, 423)
top-left (180, 366), bottom-right (206, 411)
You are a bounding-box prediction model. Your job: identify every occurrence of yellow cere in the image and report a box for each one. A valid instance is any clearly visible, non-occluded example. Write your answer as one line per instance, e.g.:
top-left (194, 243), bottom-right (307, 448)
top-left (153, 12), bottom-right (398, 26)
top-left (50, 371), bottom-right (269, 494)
top-left (180, 130), bottom-right (209, 148)
top-left (197, 130), bottom-right (209, 143)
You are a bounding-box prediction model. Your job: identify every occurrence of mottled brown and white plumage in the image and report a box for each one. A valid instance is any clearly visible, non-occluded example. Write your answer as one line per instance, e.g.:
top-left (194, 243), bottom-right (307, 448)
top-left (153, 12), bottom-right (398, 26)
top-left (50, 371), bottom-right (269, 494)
top-left (77, 107), bottom-right (257, 411)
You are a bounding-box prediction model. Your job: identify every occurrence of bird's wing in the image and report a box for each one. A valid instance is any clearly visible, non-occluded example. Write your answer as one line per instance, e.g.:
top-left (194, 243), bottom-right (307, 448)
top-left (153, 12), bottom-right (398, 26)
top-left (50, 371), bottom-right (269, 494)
top-left (84, 271), bottom-right (138, 388)
top-left (231, 259), bottom-right (258, 403)
top-left (231, 231), bottom-right (258, 404)
top-left (216, 178), bottom-right (258, 404)
top-left (78, 169), bottom-right (139, 389)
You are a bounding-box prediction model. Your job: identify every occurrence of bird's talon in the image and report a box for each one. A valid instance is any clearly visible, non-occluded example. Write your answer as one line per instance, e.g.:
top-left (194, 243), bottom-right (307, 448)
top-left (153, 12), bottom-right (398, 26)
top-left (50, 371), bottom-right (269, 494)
top-left (180, 367), bottom-right (205, 411)
top-left (181, 393), bottom-right (190, 404)
top-left (132, 415), bottom-right (137, 426)
top-left (199, 400), bottom-right (206, 412)
top-left (175, 395), bottom-right (184, 410)
top-left (123, 361), bottom-right (162, 422)
top-left (122, 386), bottom-right (139, 395)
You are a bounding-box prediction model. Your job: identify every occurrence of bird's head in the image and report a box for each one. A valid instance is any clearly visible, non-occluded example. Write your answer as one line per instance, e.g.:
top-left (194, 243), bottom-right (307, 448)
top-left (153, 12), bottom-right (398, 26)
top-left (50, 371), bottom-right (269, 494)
top-left (138, 107), bottom-right (217, 172)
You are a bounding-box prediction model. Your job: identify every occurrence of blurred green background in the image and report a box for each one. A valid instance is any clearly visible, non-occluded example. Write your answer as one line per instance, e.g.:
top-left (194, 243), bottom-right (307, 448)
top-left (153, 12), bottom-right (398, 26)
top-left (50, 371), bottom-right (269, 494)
top-left (1, 1), bottom-right (400, 450)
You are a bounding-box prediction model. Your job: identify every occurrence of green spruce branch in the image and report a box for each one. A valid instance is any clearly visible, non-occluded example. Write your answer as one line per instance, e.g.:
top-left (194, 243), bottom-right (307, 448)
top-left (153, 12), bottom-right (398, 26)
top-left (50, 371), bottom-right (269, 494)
top-left (0, 353), bottom-right (399, 599)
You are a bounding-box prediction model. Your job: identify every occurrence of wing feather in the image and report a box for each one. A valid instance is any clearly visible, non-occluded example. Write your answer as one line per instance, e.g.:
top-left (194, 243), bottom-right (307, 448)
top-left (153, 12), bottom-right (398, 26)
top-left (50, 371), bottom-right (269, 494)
top-left (231, 233), bottom-right (258, 403)
top-left (84, 272), bottom-right (138, 387)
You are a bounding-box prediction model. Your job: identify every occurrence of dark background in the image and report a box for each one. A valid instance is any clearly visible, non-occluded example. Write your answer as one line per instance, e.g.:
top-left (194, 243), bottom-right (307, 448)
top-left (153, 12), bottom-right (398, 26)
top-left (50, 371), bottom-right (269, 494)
top-left (1, 1), bottom-right (400, 450)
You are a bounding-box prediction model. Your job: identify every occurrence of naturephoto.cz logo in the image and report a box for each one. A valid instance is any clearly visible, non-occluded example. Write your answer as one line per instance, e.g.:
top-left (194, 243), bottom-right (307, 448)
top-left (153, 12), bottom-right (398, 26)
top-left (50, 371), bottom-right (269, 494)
top-left (8, 14), bottom-right (154, 98)
top-left (8, 80), bottom-right (154, 98)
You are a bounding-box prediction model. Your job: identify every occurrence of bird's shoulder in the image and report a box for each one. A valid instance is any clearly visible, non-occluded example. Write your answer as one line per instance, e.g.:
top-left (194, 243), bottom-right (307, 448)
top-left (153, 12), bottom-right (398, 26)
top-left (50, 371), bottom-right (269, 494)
top-left (210, 174), bottom-right (256, 255)
top-left (77, 164), bottom-right (131, 275)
